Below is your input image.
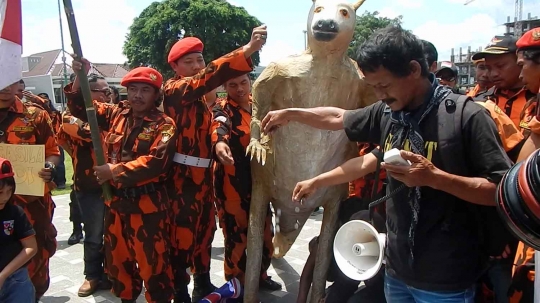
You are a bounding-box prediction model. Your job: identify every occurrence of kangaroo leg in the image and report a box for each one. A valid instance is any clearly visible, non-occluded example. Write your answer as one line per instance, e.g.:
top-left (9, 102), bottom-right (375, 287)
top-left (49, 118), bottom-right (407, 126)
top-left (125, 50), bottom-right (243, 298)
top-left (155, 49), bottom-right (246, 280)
top-left (309, 198), bottom-right (341, 303)
top-left (244, 179), bottom-right (271, 303)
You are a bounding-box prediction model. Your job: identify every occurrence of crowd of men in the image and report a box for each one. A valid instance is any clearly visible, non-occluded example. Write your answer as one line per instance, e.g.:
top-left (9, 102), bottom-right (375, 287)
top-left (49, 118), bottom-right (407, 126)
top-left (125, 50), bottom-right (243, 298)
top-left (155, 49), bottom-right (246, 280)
top-left (0, 17), bottom-right (538, 303)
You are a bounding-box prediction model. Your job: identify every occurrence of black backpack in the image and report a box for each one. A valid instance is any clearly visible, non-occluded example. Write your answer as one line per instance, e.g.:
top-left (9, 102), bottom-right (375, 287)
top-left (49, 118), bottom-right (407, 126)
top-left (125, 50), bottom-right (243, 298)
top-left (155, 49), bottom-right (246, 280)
top-left (373, 93), bottom-right (515, 258)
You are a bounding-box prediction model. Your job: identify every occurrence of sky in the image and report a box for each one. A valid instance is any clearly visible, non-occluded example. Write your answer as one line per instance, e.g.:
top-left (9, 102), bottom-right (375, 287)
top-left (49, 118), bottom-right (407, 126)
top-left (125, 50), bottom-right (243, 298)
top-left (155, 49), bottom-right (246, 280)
top-left (20, 0), bottom-right (540, 67)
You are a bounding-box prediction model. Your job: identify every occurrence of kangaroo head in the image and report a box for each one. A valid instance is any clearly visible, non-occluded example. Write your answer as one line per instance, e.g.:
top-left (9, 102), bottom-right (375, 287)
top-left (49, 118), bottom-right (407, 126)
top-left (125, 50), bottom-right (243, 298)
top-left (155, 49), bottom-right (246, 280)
top-left (307, 0), bottom-right (365, 44)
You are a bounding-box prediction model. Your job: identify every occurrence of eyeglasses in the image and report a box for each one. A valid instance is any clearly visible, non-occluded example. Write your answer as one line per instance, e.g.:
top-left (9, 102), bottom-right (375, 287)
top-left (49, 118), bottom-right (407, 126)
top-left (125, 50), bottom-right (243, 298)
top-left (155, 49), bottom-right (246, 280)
top-left (91, 88), bottom-right (111, 96)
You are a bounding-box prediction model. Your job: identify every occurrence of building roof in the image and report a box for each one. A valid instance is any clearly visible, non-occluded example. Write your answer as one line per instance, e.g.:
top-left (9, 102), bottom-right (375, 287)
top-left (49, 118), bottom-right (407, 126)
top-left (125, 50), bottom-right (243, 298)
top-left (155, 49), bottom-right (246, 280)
top-left (49, 63), bottom-right (130, 78)
top-left (22, 49), bottom-right (62, 77)
top-left (23, 49), bottom-right (129, 78)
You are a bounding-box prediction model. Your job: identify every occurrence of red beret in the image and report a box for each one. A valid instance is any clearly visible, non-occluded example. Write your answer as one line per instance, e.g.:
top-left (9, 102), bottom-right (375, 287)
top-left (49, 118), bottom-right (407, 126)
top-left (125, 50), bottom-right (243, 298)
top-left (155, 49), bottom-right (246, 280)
top-left (517, 27), bottom-right (540, 50)
top-left (168, 37), bottom-right (204, 64)
top-left (121, 67), bottom-right (163, 89)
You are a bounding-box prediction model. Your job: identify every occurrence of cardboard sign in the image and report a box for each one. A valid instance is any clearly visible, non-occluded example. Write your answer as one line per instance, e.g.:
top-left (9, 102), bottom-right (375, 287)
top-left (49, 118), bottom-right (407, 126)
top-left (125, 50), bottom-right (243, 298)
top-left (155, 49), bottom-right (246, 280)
top-left (0, 144), bottom-right (45, 196)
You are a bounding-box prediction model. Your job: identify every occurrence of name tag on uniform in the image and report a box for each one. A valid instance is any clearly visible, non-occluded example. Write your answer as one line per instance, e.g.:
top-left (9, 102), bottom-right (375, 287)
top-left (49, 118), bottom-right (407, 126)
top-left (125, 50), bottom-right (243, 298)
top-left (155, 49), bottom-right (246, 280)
top-left (12, 126), bottom-right (34, 132)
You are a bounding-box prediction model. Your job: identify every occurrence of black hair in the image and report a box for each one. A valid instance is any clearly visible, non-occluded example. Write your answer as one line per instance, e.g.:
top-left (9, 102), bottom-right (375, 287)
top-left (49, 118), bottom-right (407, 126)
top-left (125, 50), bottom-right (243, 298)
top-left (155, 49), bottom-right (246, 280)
top-left (521, 48), bottom-right (540, 64)
top-left (88, 73), bottom-right (105, 83)
top-left (88, 74), bottom-right (106, 89)
top-left (110, 86), bottom-right (120, 103)
top-left (18, 79), bottom-right (25, 85)
top-left (421, 40), bottom-right (438, 68)
top-left (0, 162), bottom-right (16, 197)
top-left (154, 87), bottom-right (164, 107)
top-left (355, 25), bottom-right (429, 78)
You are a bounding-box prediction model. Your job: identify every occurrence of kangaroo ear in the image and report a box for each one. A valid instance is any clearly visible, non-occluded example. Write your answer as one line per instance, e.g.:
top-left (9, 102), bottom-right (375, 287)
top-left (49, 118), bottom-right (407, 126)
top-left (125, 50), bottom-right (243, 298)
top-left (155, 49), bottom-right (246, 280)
top-left (352, 0), bottom-right (366, 10)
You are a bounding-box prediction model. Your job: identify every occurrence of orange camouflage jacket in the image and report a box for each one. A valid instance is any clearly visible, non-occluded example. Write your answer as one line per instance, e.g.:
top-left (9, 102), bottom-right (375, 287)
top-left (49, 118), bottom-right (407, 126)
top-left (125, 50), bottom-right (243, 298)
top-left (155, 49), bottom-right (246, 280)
top-left (57, 109), bottom-right (107, 192)
top-left (162, 48), bottom-right (253, 188)
top-left (65, 85), bottom-right (178, 214)
top-left (480, 87), bottom-right (536, 131)
top-left (0, 97), bottom-right (60, 202)
top-left (23, 94), bottom-right (61, 134)
top-left (211, 96), bottom-right (252, 202)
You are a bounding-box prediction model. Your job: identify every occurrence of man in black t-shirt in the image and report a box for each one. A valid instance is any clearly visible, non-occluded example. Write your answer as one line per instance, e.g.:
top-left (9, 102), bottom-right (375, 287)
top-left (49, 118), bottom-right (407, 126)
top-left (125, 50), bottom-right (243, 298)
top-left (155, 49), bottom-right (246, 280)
top-left (0, 158), bottom-right (37, 303)
top-left (259, 25), bottom-right (512, 302)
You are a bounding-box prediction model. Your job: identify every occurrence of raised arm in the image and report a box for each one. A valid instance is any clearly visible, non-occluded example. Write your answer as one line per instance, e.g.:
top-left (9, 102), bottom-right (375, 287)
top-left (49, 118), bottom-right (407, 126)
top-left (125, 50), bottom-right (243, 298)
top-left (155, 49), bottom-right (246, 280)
top-left (110, 119), bottom-right (178, 188)
top-left (59, 110), bottom-right (93, 143)
top-left (63, 83), bottom-right (115, 130)
top-left (163, 26), bottom-right (267, 111)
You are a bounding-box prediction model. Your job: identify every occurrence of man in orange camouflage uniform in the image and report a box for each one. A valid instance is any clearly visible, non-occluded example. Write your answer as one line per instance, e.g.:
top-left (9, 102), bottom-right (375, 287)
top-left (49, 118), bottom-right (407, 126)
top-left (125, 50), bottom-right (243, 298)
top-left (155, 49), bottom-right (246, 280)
top-left (66, 63), bottom-right (178, 303)
top-left (166, 36), bottom-right (218, 300)
top-left (22, 88), bottom-right (86, 245)
top-left (467, 59), bottom-right (494, 98)
top-left (57, 83), bottom-right (112, 296)
top-left (473, 35), bottom-right (536, 134)
top-left (506, 27), bottom-right (540, 303)
top-left (211, 74), bottom-right (281, 289)
top-left (164, 26), bottom-right (267, 302)
top-left (0, 81), bottom-right (60, 301)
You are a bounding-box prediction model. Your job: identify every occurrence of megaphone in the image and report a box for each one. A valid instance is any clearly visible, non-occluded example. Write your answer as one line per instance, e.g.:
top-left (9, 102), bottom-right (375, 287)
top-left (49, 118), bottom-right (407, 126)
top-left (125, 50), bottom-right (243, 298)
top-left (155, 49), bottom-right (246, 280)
top-left (333, 220), bottom-right (385, 281)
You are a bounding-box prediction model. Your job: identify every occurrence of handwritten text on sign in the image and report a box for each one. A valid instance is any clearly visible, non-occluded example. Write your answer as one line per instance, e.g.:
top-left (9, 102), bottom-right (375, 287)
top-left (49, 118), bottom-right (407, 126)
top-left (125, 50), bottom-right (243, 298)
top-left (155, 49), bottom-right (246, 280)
top-left (0, 144), bottom-right (45, 196)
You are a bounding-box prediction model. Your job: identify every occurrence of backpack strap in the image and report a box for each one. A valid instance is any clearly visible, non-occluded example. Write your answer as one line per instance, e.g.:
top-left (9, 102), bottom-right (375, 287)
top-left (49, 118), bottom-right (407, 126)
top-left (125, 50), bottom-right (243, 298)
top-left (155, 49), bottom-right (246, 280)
top-left (367, 105), bottom-right (393, 224)
top-left (437, 93), bottom-right (472, 176)
top-left (370, 105), bottom-right (392, 201)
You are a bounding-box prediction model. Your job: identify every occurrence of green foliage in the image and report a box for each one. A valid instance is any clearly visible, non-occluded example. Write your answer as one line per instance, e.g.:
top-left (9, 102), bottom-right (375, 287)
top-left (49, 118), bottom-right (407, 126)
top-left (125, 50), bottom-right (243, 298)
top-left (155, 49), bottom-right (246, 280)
top-left (123, 0), bottom-right (262, 78)
top-left (348, 11), bottom-right (403, 58)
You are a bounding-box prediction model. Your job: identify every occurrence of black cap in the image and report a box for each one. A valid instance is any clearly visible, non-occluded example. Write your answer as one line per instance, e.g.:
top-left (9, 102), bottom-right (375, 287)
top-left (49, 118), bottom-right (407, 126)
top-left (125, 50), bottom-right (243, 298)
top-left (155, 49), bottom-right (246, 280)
top-left (435, 61), bottom-right (458, 77)
top-left (472, 35), bottom-right (518, 60)
top-left (37, 93), bottom-right (49, 99)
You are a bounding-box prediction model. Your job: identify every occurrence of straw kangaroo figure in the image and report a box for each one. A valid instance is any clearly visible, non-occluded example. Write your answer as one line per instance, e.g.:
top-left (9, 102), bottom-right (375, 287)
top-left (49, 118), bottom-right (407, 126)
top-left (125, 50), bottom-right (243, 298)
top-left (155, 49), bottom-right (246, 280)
top-left (244, 0), bottom-right (377, 302)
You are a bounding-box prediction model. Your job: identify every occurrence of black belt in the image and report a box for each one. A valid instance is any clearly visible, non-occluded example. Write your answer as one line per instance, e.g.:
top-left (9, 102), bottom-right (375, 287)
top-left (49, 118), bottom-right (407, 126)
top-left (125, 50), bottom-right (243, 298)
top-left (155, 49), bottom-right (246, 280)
top-left (113, 182), bottom-right (163, 199)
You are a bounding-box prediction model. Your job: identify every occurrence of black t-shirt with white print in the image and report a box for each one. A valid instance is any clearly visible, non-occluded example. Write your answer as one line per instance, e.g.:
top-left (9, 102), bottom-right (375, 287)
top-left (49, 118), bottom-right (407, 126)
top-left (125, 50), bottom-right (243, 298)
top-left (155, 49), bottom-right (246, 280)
top-left (342, 85), bottom-right (512, 291)
top-left (0, 203), bottom-right (35, 272)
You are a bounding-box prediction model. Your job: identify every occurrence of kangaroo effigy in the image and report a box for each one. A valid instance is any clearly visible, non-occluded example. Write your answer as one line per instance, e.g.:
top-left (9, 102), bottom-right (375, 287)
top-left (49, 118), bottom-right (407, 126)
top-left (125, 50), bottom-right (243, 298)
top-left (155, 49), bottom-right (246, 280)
top-left (244, 0), bottom-right (377, 302)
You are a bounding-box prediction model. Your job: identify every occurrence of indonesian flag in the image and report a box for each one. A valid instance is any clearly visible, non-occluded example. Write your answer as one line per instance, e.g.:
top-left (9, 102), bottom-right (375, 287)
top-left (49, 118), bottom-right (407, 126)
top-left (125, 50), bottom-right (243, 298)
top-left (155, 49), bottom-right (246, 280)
top-left (0, 0), bottom-right (22, 91)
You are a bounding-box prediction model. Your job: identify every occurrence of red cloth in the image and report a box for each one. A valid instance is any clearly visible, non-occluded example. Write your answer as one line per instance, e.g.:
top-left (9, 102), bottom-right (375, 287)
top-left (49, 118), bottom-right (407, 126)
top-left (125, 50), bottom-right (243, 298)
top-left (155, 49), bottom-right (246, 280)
top-left (168, 37), bottom-right (204, 63)
top-left (121, 67), bottom-right (163, 89)
top-left (517, 27), bottom-right (540, 50)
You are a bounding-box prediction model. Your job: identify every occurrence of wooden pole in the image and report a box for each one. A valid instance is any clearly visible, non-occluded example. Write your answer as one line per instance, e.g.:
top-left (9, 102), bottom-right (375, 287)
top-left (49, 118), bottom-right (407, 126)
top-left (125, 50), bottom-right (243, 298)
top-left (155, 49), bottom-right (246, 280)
top-left (61, 0), bottom-right (111, 200)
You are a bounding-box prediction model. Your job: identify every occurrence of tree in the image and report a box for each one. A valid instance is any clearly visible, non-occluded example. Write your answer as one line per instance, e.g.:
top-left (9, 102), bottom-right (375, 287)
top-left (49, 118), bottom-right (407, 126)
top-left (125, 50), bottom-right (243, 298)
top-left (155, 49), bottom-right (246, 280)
top-left (348, 11), bottom-right (403, 58)
top-left (123, 0), bottom-right (262, 78)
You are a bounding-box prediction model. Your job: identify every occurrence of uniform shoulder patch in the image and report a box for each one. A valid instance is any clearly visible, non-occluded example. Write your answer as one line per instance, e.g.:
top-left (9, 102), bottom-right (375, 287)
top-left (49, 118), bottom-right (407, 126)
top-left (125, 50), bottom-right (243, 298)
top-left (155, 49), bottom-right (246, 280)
top-left (161, 124), bottom-right (176, 143)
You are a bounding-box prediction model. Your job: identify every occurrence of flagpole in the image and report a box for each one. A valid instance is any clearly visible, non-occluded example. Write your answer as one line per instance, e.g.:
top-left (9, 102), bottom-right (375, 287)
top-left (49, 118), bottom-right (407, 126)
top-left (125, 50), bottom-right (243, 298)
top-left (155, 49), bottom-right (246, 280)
top-left (57, 0), bottom-right (67, 110)
top-left (61, 0), bottom-right (111, 200)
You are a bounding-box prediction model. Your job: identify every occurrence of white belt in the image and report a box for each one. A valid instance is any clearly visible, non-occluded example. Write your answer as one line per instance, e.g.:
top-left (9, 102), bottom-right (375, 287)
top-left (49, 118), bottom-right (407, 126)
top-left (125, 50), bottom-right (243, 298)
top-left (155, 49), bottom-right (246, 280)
top-left (173, 153), bottom-right (212, 168)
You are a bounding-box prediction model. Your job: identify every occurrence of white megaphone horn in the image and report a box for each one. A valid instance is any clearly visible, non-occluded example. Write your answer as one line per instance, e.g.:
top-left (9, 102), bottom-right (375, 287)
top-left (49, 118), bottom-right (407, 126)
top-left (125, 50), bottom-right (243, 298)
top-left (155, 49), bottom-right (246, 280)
top-left (333, 220), bottom-right (386, 281)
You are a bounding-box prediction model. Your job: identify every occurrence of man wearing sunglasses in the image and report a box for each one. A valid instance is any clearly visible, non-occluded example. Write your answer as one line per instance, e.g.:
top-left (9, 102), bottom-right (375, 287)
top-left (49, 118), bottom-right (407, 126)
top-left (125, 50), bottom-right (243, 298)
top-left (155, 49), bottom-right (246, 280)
top-left (87, 74), bottom-right (111, 102)
top-left (61, 72), bottom-right (112, 297)
top-left (435, 61), bottom-right (458, 91)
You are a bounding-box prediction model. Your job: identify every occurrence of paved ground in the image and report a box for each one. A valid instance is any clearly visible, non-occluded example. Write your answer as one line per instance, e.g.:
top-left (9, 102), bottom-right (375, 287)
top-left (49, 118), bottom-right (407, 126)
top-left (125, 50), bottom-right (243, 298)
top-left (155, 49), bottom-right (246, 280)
top-left (40, 194), bottom-right (324, 303)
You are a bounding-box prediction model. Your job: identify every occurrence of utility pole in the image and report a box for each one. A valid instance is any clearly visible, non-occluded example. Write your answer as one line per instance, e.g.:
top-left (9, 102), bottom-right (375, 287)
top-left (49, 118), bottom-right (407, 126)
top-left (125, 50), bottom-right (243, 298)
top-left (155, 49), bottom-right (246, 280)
top-left (303, 30), bottom-right (307, 50)
top-left (57, 0), bottom-right (68, 110)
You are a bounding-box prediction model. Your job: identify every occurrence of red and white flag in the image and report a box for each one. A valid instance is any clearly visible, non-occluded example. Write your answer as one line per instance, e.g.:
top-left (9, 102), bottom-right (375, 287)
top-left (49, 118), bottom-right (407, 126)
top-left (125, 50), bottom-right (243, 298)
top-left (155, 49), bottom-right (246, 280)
top-left (0, 0), bottom-right (22, 91)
